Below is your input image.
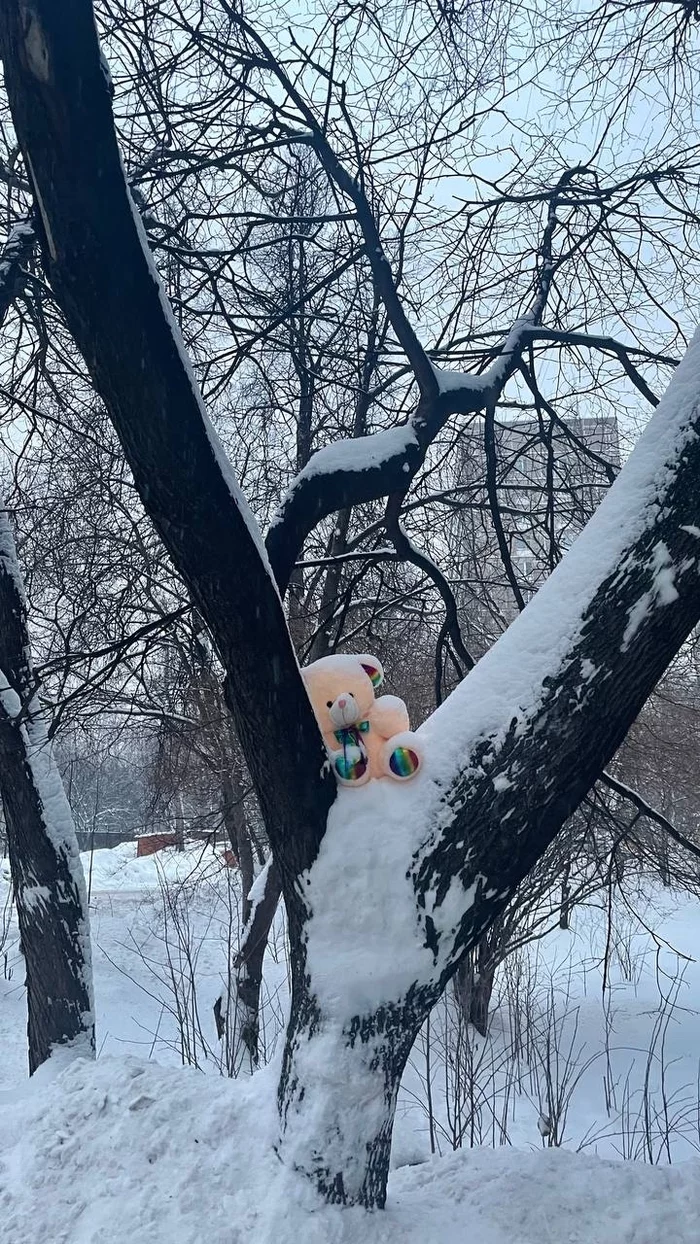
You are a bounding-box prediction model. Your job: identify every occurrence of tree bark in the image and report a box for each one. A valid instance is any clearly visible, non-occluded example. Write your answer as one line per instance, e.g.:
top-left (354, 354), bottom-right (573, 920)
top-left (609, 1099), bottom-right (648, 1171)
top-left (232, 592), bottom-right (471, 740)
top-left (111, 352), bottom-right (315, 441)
top-left (454, 938), bottom-right (496, 1037)
top-left (218, 773), bottom-right (277, 1074)
top-left (469, 961), bottom-right (496, 1038)
top-left (226, 859), bottom-right (281, 1074)
top-left (0, 509), bottom-right (94, 1072)
top-left (277, 990), bottom-right (426, 1207)
top-left (559, 861), bottom-right (572, 930)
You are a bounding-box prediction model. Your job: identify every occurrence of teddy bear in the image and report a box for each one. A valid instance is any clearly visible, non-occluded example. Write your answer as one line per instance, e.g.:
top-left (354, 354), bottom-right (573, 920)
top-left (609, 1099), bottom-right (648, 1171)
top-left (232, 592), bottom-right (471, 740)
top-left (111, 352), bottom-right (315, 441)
top-left (301, 653), bottom-right (422, 786)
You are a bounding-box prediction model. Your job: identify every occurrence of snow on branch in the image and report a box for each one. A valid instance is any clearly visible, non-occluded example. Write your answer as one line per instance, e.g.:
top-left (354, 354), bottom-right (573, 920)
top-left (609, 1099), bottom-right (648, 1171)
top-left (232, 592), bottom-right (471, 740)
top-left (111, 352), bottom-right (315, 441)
top-left (267, 169), bottom-right (581, 592)
top-left (0, 216), bottom-right (35, 327)
top-left (265, 312), bottom-right (548, 593)
top-left (304, 327), bottom-right (700, 1014)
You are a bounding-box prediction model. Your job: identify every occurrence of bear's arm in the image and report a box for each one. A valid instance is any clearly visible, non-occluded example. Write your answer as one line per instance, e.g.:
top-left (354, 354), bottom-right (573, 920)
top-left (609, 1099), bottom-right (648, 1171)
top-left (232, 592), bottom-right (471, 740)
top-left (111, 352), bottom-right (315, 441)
top-left (370, 694), bottom-right (410, 738)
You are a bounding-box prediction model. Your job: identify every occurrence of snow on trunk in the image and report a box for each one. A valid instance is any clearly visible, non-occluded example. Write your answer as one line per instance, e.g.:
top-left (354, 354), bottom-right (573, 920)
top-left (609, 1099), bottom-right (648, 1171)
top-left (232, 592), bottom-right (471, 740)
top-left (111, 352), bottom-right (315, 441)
top-left (278, 993), bottom-right (421, 1208)
top-left (279, 328), bottom-right (700, 1207)
top-left (0, 508), bottom-right (94, 1072)
top-left (220, 858), bottom-right (281, 1077)
top-left (298, 330), bottom-right (700, 1013)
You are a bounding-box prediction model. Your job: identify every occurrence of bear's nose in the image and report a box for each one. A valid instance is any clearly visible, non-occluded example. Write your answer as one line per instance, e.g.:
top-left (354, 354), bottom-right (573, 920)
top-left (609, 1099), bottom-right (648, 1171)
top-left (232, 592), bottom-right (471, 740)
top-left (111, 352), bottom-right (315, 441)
top-left (338, 697), bottom-right (347, 707)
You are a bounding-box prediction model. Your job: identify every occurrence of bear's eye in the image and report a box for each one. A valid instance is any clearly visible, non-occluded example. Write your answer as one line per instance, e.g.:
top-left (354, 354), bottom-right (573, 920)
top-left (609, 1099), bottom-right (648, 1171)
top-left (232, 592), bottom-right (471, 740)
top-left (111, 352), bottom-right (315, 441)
top-left (326, 700), bottom-right (333, 708)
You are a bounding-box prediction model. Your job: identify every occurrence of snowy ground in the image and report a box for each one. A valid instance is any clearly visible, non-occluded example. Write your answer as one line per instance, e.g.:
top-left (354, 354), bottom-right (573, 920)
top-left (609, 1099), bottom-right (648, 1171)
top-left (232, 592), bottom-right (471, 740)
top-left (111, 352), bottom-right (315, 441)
top-left (1, 1055), bottom-right (698, 1244)
top-left (0, 842), bottom-right (698, 1242)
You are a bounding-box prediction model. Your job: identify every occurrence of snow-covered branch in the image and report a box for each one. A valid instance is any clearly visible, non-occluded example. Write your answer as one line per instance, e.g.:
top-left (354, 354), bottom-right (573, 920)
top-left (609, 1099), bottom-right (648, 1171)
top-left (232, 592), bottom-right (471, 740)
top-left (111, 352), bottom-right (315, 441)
top-left (266, 170), bottom-right (578, 593)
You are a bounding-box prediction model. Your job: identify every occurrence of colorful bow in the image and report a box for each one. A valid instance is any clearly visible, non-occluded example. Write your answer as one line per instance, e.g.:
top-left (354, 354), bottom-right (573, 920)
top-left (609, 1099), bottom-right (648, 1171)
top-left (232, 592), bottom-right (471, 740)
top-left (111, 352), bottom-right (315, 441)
top-left (334, 719), bottom-right (370, 747)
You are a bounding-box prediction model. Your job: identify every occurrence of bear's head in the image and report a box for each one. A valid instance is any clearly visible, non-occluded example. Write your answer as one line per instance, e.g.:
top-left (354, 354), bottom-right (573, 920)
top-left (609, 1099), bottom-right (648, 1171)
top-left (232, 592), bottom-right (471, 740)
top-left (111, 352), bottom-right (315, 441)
top-left (302, 653), bottom-right (384, 736)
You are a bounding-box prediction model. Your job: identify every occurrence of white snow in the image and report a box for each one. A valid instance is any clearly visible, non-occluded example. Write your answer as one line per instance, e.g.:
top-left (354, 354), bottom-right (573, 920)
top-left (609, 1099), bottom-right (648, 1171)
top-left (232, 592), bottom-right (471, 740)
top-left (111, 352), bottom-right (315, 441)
top-left (492, 773), bottom-right (512, 791)
top-left (81, 838), bottom-right (221, 893)
top-left (246, 854), bottom-right (273, 914)
top-left (430, 361), bottom-right (490, 394)
top-left (431, 316), bottom-right (536, 397)
top-left (0, 1051), bottom-right (696, 1244)
top-left (0, 669), bottom-right (22, 719)
top-left (0, 508), bottom-right (28, 605)
top-left (303, 781), bottom-right (435, 1014)
top-left (0, 863), bottom-right (699, 1241)
top-left (269, 425), bottom-right (420, 531)
top-left (622, 541), bottom-right (681, 649)
top-left (20, 883), bottom-right (52, 913)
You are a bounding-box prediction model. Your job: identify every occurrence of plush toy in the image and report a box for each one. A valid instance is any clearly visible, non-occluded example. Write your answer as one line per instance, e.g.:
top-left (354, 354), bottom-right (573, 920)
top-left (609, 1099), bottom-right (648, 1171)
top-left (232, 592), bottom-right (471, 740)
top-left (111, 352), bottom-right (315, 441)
top-left (302, 653), bottom-right (422, 786)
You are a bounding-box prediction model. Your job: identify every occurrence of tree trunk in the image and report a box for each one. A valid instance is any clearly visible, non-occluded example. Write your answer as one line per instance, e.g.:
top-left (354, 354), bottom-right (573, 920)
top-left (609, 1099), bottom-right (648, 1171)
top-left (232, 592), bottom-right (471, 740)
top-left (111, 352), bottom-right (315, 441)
top-left (221, 773), bottom-right (254, 917)
top-left (173, 790), bottom-right (185, 852)
top-left (559, 861), bottom-right (572, 930)
top-left (218, 770), bottom-right (270, 1074)
top-left (216, 850), bottom-right (282, 1075)
top-left (277, 989), bottom-right (427, 1207)
top-left (453, 937), bottom-right (496, 1037)
top-left (0, 510), bottom-right (94, 1073)
top-left (9, 0), bottom-right (700, 1212)
top-left (469, 963), bottom-right (496, 1037)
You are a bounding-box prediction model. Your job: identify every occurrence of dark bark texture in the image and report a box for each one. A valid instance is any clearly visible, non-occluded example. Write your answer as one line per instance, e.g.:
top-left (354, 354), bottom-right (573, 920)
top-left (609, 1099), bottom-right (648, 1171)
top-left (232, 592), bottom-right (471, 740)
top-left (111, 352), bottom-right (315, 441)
top-left (410, 479), bottom-right (700, 994)
top-left (277, 991), bottom-right (426, 1208)
top-left (0, 515), bottom-right (94, 1073)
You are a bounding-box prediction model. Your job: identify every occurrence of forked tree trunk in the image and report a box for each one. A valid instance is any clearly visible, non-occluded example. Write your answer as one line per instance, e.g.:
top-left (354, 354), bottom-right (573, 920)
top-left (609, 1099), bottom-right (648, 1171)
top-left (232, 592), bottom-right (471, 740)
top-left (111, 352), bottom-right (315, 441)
top-left (8, 0), bottom-right (700, 1212)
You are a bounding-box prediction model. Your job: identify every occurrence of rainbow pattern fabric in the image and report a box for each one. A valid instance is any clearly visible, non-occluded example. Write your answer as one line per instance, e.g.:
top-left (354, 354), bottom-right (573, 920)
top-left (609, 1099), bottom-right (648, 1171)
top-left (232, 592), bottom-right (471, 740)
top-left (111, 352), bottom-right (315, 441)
top-left (388, 746), bottom-right (420, 779)
top-left (333, 723), bottom-right (369, 781)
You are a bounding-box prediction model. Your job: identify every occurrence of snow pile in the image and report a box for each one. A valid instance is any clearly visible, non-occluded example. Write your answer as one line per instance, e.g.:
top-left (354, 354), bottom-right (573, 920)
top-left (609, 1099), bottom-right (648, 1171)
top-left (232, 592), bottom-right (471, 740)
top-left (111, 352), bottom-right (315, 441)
top-left (79, 840), bottom-right (222, 894)
top-left (1, 848), bottom-right (699, 1240)
top-left (305, 779), bottom-right (436, 1014)
top-left (0, 1052), bottom-right (697, 1244)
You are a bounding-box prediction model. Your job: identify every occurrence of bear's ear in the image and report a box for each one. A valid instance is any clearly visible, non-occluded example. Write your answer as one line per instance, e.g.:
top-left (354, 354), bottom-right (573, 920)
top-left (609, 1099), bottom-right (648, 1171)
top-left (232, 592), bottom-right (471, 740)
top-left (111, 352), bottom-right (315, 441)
top-left (358, 654), bottom-right (384, 689)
